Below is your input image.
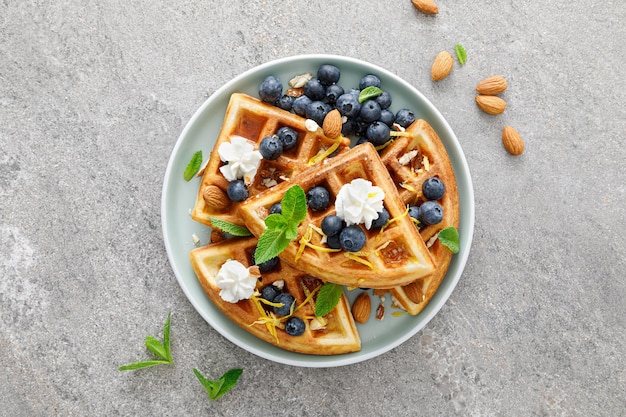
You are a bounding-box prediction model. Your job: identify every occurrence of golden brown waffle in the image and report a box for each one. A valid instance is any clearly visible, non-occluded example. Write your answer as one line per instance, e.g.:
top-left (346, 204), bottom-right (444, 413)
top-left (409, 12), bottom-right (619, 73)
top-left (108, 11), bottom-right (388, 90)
top-left (238, 142), bottom-right (436, 289)
top-left (191, 93), bottom-right (351, 228)
top-left (189, 236), bottom-right (361, 355)
top-left (379, 119), bottom-right (460, 315)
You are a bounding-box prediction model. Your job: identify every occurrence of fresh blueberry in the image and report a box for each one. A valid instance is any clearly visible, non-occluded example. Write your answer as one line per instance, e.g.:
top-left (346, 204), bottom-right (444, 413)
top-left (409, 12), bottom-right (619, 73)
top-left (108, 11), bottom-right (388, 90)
top-left (306, 101), bottom-right (332, 125)
top-left (375, 91), bottom-right (392, 109)
top-left (276, 126), bottom-right (299, 151)
top-left (259, 75), bottom-right (282, 104)
top-left (378, 109), bottom-right (395, 127)
top-left (422, 177), bottom-right (445, 200)
top-left (304, 78), bottom-right (326, 101)
top-left (419, 201), bottom-right (444, 225)
top-left (335, 93), bottom-right (361, 118)
top-left (292, 95), bottom-right (312, 117)
top-left (355, 137), bottom-right (369, 146)
top-left (359, 74), bottom-right (381, 90)
top-left (394, 108), bottom-right (416, 128)
top-left (307, 185), bottom-right (330, 211)
top-left (273, 293), bottom-right (295, 316)
top-left (366, 121), bottom-right (391, 146)
top-left (317, 64), bottom-right (341, 85)
top-left (325, 84), bottom-right (344, 104)
top-left (259, 136), bottom-right (283, 160)
top-left (321, 215), bottom-right (345, 237)
top-left (347, 88), bottom-right (361, 97)
top-left (371, 208), bottom-right (390, 229)
top-left (326, 233), bottom-right (342, 249)
top-left (257, 256), bottom-right (279, 272)
top-left (260, 284), bottom-right (281, 302)
top-left (339, 225), bottom-right (367, 252)
top-left (269, 202), bottom-right (282, 214)
top-left (227, 180), bottom-right (248, 202)
top-left (408, 205), bottom-right (420, 223)
top-left (285, 316), bottom-right (306, 336)
top-left (276, 94), bottom-right (294, 111)
top-left (359, 100), bottom-right (382, 123)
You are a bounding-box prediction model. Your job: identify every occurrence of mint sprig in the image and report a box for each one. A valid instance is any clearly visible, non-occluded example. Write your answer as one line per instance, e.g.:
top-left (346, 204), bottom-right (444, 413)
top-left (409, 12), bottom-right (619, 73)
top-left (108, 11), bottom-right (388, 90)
top-left (184, 150), bottom-right (203, 181)
top-left (438, 226), bottom-right (460, 254)
top-left (208, 217), bottom-right (252, 237)
top-left (358, 86), bottom-right (383, 103)
top-left (193, 368), bottom-right (243, 401)
top-left (119, 312), bottom-right (173, 371)
top-left (314, 282), bottom-right (344, 317)
top-left (254, 185), bottom-right (307, 265)
top-left (455, 43), bottom-right (467, 65)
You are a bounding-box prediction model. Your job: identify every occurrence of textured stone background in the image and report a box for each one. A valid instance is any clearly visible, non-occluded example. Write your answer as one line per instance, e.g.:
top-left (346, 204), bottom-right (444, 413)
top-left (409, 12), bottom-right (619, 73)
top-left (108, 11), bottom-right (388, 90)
top-left (1, 1), bottom-right (624, 416)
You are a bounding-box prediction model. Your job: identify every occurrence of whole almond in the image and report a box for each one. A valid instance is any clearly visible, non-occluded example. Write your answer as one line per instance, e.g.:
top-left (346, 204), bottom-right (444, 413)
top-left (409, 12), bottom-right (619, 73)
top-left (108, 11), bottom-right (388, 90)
top-left (322, 109), bottom-right (343, 139)
top-left (502, 126), bottom-right (525, 155)
top-left (476, 76), bottom-right (508, 95)
top-left (431, 51), bottom-right (453, 81)
top-left (203, 185), bottom-right (229, 210)
top-left (475, 95), bottom-right (507, 115)
top-left (403, 281), bottom-right (424, 304)
top-left (411, 0), bottom-right (439, 15)
top-left (351, 292), bottom-right (371, 324)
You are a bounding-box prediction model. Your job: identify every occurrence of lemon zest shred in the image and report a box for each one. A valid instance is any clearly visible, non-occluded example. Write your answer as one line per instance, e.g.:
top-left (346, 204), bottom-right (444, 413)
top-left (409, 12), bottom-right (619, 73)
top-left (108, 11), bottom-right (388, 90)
top-left (374, 140), bottom-right (393, 151)
top-left (392, 311), bottom-right (410, 317)
top-left (344, 252), bottom-right (375, 270)
top-left (308, 136), bottom-right (344, 165)
top-left (297, 284), bottom-right (321, 311)
top-left (399, 182), bottom-right (417, 193)
top-left (390, 131), bottom-right (411, 138)
top-left (380, 207), bottom-right (410, 235)
top-left (304, 241), bottom-right (341, 253)
top-left (295, 226), bottom-right (313, 262)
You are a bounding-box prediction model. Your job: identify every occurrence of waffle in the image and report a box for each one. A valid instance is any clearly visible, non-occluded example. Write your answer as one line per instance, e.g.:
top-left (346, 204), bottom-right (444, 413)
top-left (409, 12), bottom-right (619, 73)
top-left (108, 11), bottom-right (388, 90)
top-left (379, 119), bottom-right (460, 315)
top-left (191, 93), bottom-right (351, 228)
top-left (238, 142), bottom-right (436, 289)
top-left (189, 236), bottom-right (361, 355)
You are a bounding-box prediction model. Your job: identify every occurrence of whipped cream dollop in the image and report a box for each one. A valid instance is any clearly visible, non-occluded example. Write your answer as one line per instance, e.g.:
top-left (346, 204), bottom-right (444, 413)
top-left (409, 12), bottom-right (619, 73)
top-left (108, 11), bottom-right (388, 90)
top-left (335, 178), bottom-right (385, 229)
top-left (215, 259), bottom-right (258, 303)
top-left (218, 135), bottom-right (263, 183)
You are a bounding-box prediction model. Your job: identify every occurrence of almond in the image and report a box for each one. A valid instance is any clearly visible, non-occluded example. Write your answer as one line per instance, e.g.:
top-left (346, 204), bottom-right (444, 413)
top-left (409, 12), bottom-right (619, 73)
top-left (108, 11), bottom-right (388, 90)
top-left (475, 95), bottom-right (507, 115)
top-left (431, 51), bottom-right (453, 81)
top-left (476, 76), bottom-right (508, 95)
top-left (502, 126), bottom-right (525, 155)
top-left (203, 185), bottom-right (229, 210)
top-left (411, 0), bottom-right (439, 15)
top-left (403, 281), bottom-right (424, 304)
top-left (322, 109), bottom-right (343, 139)
top-left (210, 229), bottom-right (225, 243)
top-left (351, 292), bottom-right (371, 324)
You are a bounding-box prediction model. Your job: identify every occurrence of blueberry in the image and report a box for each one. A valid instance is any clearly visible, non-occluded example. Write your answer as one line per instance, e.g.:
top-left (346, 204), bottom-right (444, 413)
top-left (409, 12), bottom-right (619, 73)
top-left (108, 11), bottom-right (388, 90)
top-left (359, 100), bottom-right (382, 123)
top-left (259, 136), bottom-right (283, 160)
top-left (276, 126), bottom-right (299, 151)
top-left (375, 91), bottom-right (392, 109)
top-left (422, 177), bottom-right (445, 200)
top-left (317, 64), bottom-right (340, 85)
top-left (359, 74), bottom-right (381, 90)
top-left (227, 180), bottom-right (249, 202)
top-left (307, 185), bottom-right (330, 211)
top-left (321, 215), bottom-right (345, 237)
top-left (285, 316), bottom-right (306, 336)
top-left (326, 233), bottom-right (342, 249)
top-left (260, 284), bottom-right (281, 302)
top-left (304, 78), bottom-right (326, 101)
top-left (335, 93), bottom-right (361, 118)
top-left (325, 84), bottom-right (344, 104)
top-left (339, 225), bottom-right (367, 252)
top-left (257, 256), bottom-right (279, 272)
top-left (259, 75), bottom-right (282, 104)
top-left (355, 137), bottom-right (369, 146)
top-left (395, 108), bottom-right (416, 128)
top-left (378, 109), bottom-right (395, 127)
top-left (273, 293), bottom-right (295, 316)
top-left (365, 121), bottom-right (391, 146)
top-left (370, 208), bottom-right (390, 229)
top-left (292, 95), bottom-right (312, 117)
top-left (419, 201), bottom-right (444, 225)
top-left (408, 205), bottom-right (420, 223)
top-left (306, 101), bottom-right (332, 125)
top-left (276, 94), bottom-right (294, 111)
top-left (347, 88), bottom-right (361, 97)
top-left (269, 202), bottom-right (282, 214)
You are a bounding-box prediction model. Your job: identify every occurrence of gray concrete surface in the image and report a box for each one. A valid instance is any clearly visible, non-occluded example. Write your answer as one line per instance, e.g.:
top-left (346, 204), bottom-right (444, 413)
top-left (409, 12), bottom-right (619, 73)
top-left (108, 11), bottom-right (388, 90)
top-left (1, 1), bottom-right (625, 416)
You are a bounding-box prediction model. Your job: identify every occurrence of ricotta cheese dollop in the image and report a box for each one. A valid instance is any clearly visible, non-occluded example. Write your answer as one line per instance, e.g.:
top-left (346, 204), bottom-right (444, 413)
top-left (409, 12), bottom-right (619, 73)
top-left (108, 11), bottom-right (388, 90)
top-left (335, 178), bottom-right (385, 229)
top-left (218, 135), bottom-right (263, 183)
top-left (215, 259), bottom-right (258, 303)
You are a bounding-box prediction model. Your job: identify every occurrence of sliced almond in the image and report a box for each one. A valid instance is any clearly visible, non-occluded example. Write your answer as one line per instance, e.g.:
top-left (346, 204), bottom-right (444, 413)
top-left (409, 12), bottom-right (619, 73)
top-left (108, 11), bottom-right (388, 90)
top-left (322, 109), bottom-right (343, 139)
top-left (502, 126), bottom-right (525, 155)
top-left (475, 95), bottom-right (507, 115)
top-left (351, 292), bottom-right (371, 324)
top-left (431, 51), bottom-right (453, 81)
top-left (476, 76), bottom-right (508, 95)
top-left (411, 0), bottom-right (439, 15)
top-left (203, 185), bottom-right (229, 210)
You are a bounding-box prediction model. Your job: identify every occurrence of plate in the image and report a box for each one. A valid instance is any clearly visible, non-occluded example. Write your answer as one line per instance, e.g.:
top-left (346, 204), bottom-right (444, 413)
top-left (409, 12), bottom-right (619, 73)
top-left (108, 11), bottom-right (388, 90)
top-left (161, 54), bottom-right (474, 367)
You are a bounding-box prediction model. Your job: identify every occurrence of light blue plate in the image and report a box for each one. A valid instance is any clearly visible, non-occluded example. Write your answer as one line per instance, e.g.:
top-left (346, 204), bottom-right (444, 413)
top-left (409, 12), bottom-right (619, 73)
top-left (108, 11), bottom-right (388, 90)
top-left (161, 55), bottom-right (474, 367)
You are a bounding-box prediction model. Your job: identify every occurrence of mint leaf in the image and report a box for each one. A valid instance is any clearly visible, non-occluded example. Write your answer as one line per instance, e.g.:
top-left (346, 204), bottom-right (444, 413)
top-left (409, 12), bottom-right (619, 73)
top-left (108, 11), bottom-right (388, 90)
top-left (314, 283), bottom-right (344, 317)
top-left (145, 336), bottom-right (167, 360)
top-left (254, 228), bottom-right (290, 265)
top-left (119, 312), bottom-right (174, 371)
top-left (358, 86), bottom-right (383, 103)
top-left (162, 311), bottom-right (172, 362)
top-left (455, 44), bottom-right (467, 65)
top-left (438, 226), bottom-right (460, 254)
top-left (194, 368), bottom-right (243, 401)
top-left (119, 360), bottom-right (171, 371)
top-left (264, 213), bottom-right (288, 231)
top-left (280, 185), bottom-right (307, 224)
top-left (184, 150), bottom-right (203, 181)
top-left (208, 217), bottom-right (252, 237)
